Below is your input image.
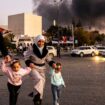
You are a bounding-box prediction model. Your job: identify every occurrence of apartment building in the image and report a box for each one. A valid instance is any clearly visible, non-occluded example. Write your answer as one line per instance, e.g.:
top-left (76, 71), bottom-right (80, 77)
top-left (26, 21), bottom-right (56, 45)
top-left (8, 13), bottom-right (42, 37)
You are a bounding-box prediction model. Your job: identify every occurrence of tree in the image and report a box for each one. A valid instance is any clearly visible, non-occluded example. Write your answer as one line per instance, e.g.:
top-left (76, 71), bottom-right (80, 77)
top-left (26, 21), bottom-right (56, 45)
top-left (47, 25), bottom-right (58, 40)
top-left (76, 19), bottom-right (82, 28)
top-left (4, 33), bottom-right (16, 49)
top-left (74, 28), bottom-right (90, 46)
top-left (95, 34), bottom-right (105, 43)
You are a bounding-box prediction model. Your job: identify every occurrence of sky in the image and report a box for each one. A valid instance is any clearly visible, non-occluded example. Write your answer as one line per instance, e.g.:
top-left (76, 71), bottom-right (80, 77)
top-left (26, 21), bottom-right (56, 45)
top-left (0, 0), bottom-right (33, 25)
top-left (33, 0), bottom-right (105, 32)
top-left (1, 0), bottom-right (105, 32)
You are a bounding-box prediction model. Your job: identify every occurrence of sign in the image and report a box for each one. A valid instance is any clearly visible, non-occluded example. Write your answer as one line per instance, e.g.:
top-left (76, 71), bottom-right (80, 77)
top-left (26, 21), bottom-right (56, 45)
top-left (70, 36), bottom-right (74, 41)
top-left (62, 36), bottom-right (67, 43)
top-left (75, 40), bottom-right (78, 44)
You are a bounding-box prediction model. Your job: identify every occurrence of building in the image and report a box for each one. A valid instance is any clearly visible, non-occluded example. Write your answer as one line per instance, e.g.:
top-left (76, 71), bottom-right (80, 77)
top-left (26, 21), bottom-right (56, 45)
top-left (8, 13), bottom-right (42, 37)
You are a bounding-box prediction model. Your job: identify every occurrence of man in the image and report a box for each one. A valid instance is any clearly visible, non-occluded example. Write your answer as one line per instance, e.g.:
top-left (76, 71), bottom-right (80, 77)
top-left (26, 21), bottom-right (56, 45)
top-left (57, 43), bottom-right (61, 58)
top-left (0, 30), bottom-right (11, 61)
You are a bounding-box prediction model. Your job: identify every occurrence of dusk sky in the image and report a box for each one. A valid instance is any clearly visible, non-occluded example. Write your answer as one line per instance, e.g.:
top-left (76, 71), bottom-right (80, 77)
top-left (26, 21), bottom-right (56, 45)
top-left (0, 0), bottom-right (33, 25)
top-left (1, 0), bottom-right (105, 31)
top-left (33, 0), bottom-right (105, 31)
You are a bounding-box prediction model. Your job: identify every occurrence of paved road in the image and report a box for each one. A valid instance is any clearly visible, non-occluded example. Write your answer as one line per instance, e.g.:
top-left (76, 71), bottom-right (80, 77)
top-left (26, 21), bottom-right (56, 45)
top-left (0, 55), bottom-right (105, 105)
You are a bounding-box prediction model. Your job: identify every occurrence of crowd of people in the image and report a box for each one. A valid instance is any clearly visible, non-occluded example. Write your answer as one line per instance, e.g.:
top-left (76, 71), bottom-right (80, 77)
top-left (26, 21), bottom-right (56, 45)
top-left (0, 32), bottom-right (65, 105)
top-left (17, 43), bottom-right (33, 55)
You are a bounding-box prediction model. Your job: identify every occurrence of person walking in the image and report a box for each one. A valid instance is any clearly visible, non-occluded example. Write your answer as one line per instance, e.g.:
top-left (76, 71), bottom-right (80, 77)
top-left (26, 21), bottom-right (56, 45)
top-left (24, 35), bottom-right (56, 105)
top-left (49, 62), bottom-right (65, 105)
top-left (0, 31), bottom-right (8, 56)
top-left (0, 31), bottom-right (12, 67)
top-left (1, 58), bottom-right (31, 105)
top-left (57, 44), bottom-right (61, 58)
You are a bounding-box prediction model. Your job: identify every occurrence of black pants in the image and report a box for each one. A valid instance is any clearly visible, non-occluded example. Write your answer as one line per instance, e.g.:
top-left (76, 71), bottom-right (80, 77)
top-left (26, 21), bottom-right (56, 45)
top-left (57, 51), bottom-right (61, 58)
top-left (33, 93), bottom-right (42, 105)
top-left (7, 82), bottom-right (21, 105)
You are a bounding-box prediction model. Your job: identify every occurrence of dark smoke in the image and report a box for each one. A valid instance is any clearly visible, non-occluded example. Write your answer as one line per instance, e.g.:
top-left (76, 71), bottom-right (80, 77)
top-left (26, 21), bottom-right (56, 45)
top-left (73, 0), bottom-right (105, 18)
top-left (72, 0), bottom-right (105, 29)
top-left (33, 0), bottom-right (105, 32)
top-left (33, 0), bottom-right (72, 30)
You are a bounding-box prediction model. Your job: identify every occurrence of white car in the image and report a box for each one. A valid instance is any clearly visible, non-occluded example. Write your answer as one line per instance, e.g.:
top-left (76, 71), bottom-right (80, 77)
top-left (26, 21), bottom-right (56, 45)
top-left (70, 46), bottom-right (99, 57)
top-left (23, 46), bottom-right (57, 58)
top-left (46, 46), bottom-right (57, 58)
top-left (95, 46), bottom-right (105, 56)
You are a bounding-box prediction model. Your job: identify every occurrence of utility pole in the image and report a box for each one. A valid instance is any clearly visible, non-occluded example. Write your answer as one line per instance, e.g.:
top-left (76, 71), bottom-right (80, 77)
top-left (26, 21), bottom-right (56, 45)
top-left (71, 24), bottom-right (75, 49)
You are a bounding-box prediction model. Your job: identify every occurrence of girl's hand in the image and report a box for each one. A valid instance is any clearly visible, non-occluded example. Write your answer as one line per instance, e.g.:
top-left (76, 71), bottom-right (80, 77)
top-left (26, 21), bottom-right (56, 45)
top-left (4, 55), bottom-right (12, 63)
top-left (29, 63), bottom-right (35, 69)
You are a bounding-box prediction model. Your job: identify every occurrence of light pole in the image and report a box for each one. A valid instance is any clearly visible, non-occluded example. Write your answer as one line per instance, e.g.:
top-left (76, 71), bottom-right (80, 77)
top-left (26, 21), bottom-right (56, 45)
top-left (71, 24), bottom-right (75, 49)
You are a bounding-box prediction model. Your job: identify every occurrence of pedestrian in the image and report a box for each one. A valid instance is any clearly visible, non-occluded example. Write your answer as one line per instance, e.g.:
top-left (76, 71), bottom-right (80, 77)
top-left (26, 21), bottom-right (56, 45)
top-left (1, 58), bottom-right (31, 105)
top-left (0, 31), bottom-right (12, 63)
top-left (57, 43), bottom-right (61, 58)
top-left (24, 34), bottom-right (56, 105)
top-left (25, 60), bottom-right (45, 101)
top-left (0, 31), bottom-right (8, 56)
top-left (49, 62), bottom-right (66, 105)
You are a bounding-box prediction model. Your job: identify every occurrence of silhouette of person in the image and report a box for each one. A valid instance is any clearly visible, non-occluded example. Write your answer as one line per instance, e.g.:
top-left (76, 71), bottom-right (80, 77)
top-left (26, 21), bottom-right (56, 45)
top-left (57, 43), bottom-right (61, 58)
top-left (0, 31), bottom-right (8, 56)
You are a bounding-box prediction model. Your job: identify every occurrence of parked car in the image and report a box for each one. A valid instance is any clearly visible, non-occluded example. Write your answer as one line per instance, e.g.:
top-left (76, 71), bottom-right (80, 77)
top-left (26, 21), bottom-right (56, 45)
top-left (46, 46), bottom-right (57, 58)
top-left (100, 51), bottom-right (105, 56)
top-left (95, 46), bottom-right (105, 56)
top-left (70, 46), bottom-right (99, 57)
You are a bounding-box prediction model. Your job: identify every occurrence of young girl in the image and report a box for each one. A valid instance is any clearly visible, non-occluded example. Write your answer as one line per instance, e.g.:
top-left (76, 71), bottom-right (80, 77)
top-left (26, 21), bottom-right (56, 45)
top-left (50, 62), bottom-right (66, 105)
top-left (1, 57), bottom-right (31, 105)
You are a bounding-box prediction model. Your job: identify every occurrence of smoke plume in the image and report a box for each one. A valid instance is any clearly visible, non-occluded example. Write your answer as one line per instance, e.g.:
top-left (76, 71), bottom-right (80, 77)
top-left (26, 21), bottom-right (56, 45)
top-left (33, 0), bottom-right (105, 32)
top-left (72, 0), bottom-right (105, 29)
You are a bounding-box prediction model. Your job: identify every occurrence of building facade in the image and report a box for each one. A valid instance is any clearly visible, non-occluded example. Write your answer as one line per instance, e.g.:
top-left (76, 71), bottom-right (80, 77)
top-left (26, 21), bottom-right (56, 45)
top-left (8, 13), bottom-right (42, 37)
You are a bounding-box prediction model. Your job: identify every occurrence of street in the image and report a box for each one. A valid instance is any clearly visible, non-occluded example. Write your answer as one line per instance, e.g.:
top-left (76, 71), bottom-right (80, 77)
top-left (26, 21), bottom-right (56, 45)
top-left (0, 55), bottom-right (105, 105)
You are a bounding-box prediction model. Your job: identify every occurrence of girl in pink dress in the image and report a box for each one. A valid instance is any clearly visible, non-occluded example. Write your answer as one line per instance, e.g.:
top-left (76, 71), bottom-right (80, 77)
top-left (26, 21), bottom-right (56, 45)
top-left (1, 57), bottom-right (31, 105)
